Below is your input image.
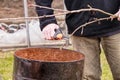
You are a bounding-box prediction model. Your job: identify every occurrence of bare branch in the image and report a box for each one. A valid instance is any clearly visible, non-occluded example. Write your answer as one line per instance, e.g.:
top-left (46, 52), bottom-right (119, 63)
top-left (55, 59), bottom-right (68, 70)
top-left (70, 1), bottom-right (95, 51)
top-left (0, 3), bottom-right (118, 49)
top-left (0, 4), bottom-right (116, 21)
top-left (70, 17), bottom-right (112, 37)
top-left (29, 4), bottom-right (67, 12)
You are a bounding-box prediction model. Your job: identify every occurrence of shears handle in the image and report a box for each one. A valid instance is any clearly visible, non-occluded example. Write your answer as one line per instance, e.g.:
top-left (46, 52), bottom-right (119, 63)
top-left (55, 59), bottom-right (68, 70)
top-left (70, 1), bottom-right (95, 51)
top-left (53, 28), bottom-right (63, 40)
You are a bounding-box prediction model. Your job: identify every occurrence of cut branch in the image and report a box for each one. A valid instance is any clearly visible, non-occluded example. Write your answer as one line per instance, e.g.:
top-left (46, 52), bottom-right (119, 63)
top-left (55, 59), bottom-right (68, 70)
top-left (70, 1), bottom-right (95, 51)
top-left (70, 17), bottom-right (112, 37)
top-left (0, 4), bottom-right (117, 22)
top-left (0, 4), bottom-right (119, 49)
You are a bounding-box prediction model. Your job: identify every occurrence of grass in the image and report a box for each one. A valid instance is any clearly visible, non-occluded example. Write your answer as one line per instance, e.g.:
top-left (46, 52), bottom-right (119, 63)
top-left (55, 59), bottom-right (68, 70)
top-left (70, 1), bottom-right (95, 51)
top-left (0, 51), bottom-right (14, 80)
top-left (0, 50), bottom-right (113, 80)
top-left (101, 51), bottom-right (113, 80)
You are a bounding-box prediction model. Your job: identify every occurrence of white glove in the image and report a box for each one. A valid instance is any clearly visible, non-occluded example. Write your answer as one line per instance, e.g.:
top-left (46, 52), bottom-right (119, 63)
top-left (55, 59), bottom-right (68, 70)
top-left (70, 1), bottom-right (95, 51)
top-left (42, 23), bottom-right (59, 40)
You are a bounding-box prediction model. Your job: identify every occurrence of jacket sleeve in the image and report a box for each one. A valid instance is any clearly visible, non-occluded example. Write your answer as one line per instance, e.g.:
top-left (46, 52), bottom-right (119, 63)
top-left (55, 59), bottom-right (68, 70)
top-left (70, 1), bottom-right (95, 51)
top-left (35, 0), bottom-right (57, 30)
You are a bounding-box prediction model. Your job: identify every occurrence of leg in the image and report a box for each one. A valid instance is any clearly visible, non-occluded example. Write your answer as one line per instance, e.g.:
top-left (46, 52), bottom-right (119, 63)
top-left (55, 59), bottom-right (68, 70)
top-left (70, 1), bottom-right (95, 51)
top-left (71, 36), bottom-right (102, 80)
top-left (101, 33), bottom-right (120, 80)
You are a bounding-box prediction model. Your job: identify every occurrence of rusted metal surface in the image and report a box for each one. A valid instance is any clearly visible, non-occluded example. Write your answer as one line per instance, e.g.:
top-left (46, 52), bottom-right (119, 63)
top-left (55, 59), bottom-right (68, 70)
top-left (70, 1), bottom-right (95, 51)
top-left (13, 48), bottom-right (84, 80)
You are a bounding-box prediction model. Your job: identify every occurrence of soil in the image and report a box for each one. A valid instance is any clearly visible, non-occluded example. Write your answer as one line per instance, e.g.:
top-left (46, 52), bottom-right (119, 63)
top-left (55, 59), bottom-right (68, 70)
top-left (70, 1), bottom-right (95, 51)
top-left (15, 48), bottom-right (84, 62)
top-left (0, 0), bottom-right (64, 24)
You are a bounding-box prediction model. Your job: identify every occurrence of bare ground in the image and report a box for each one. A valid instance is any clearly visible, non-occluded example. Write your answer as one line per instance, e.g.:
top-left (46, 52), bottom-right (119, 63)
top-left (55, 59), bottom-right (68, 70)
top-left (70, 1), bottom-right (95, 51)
top-left (0, 0), bottom-right (63, 24)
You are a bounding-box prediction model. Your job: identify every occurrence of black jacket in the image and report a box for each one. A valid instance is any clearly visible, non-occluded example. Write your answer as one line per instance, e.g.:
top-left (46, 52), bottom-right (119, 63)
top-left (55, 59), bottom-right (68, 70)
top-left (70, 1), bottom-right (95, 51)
top-left (35, 0), bottom-right (120, 37)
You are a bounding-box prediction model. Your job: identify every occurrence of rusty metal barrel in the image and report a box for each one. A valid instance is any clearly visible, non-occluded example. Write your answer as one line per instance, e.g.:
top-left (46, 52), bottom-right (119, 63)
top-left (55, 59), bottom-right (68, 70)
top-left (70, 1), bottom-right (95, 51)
top-left (13, 48), bottom-right (84, 80)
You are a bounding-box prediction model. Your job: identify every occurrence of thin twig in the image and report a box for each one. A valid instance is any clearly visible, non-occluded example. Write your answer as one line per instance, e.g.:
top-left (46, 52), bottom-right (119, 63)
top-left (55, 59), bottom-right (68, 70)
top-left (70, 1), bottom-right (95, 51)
top-left (29, 4), bottom-right (67, 12)
top-left (31, 4), bottom-right (113, 16)
top-left (0, 5), bottom-right (115, 21)
top-left (70, 16), bottom-right (113, 37)
top-left (60, 16), bottom-right (117, 49)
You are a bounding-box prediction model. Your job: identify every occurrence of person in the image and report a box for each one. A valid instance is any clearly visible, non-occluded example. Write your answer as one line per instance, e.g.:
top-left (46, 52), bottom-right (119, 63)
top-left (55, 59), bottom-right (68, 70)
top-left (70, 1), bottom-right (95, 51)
top-left (34, 0), bottom-right (120, 80)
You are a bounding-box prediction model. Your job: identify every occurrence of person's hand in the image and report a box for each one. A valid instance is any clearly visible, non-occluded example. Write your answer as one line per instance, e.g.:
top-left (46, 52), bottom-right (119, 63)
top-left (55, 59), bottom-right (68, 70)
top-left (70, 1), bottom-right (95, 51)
top-left (115, 9), bottom-right (120, 21)
top-left (42, 23), bottom-right (59, 40)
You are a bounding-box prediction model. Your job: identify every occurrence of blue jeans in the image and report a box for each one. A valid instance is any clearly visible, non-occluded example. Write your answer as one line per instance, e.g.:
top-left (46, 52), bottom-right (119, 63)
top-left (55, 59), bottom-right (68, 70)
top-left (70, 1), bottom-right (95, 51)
top-left (71, 33), bottom-right (120, 80)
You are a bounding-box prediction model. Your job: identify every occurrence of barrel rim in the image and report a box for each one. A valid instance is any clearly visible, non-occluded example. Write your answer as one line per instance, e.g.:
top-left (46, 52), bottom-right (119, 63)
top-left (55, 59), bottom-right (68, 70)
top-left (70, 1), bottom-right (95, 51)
top-left (14, 47), bottom-right (85, 63)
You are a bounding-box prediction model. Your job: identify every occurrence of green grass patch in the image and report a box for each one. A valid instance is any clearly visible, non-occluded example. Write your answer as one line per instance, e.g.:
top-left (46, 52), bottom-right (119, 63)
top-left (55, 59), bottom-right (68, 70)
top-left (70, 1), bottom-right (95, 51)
top-left (101, 51), bottom-right (113, 80)
top-left (0, 51), bottom-right (14, 80)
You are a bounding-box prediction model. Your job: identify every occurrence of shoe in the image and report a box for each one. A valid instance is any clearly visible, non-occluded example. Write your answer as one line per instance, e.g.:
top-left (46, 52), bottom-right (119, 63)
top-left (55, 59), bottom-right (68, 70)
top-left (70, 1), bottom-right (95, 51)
top-left (8, 24), bottom-right (19, 33)
top-left (0, 23), bottom-right (9, 32)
